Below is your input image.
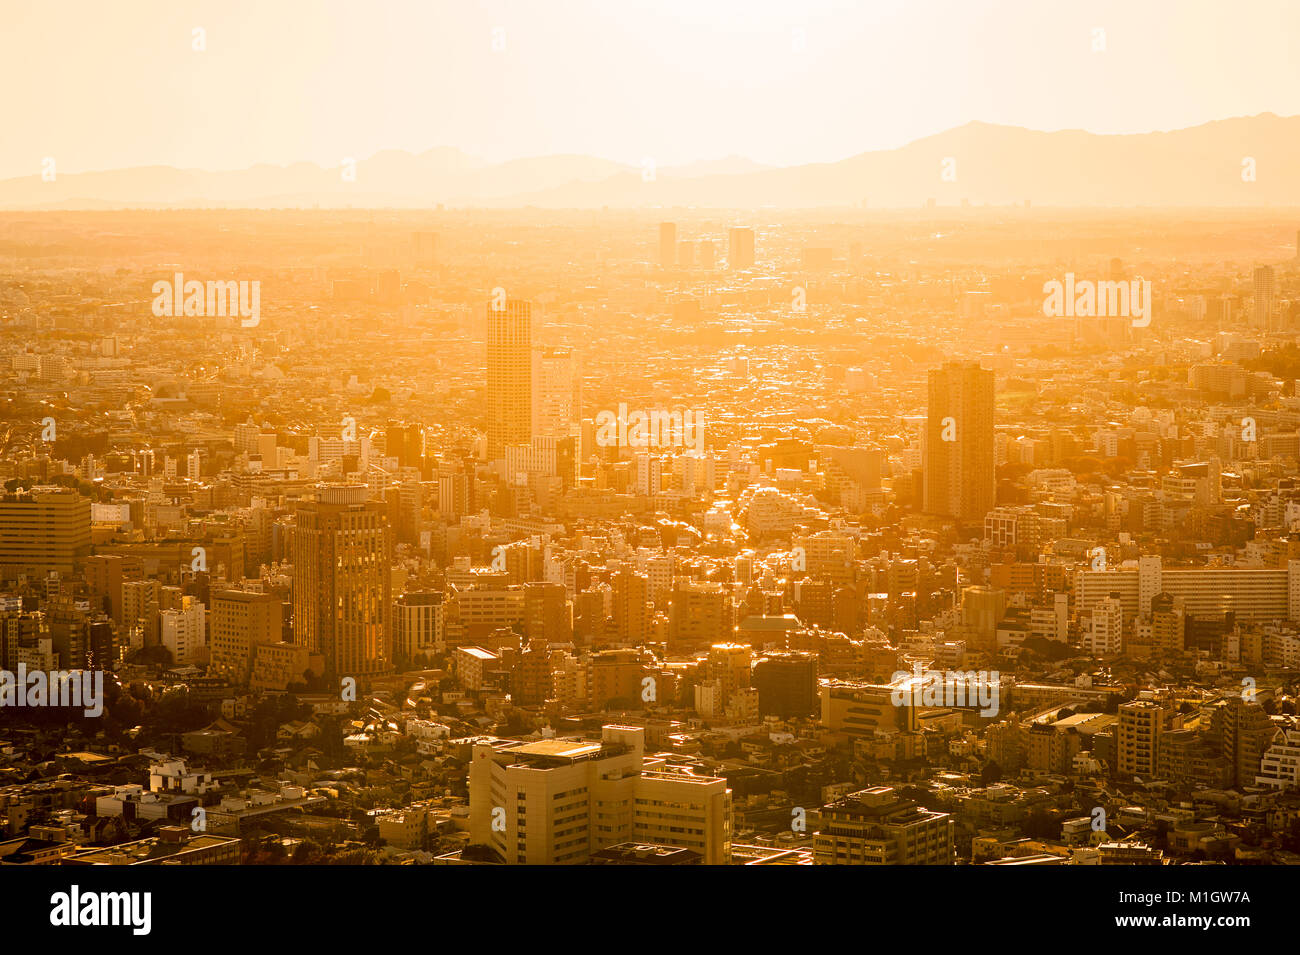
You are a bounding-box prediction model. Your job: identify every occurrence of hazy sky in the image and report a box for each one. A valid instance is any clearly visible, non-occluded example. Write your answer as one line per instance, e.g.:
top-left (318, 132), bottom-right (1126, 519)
top-left (4, 0), bottom-right (1300, 179)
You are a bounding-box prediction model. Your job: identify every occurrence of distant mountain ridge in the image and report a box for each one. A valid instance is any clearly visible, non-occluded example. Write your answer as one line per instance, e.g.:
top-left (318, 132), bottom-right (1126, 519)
top-left (4, 115), bottom-right (1299, 209)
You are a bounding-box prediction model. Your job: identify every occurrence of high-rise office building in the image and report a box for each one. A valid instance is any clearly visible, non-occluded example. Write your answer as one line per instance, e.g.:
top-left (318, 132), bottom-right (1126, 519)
top-left (1209, 294), bottom-right (1235, 330)
top-left (486, 297), bottom-right (532, 460)
top-left (728, 227), bottom-right (755, 270)
top-left (658, 222), bottom-right (677, 268)
top-left (696, 641), bottom-right (748, 717)
top-left (703, 642), bottom-right (752, 706)
top-left (292, 484), bottom-right (392, 679)
top-left (0, 487), bottom-right (91, 582)
top-left (924, 361), bottom-right (995, 521)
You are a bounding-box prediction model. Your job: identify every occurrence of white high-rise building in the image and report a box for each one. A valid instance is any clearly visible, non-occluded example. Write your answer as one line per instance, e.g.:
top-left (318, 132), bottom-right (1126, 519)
top-left (1083, 595), bottom-right (1123, 656)
top-left (160, 596), bottom-right (206, 666)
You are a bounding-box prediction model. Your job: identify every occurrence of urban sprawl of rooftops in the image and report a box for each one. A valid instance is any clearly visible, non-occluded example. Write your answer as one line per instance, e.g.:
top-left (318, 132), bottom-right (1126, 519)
top-left (3, 210), bottom-right (1300, 866)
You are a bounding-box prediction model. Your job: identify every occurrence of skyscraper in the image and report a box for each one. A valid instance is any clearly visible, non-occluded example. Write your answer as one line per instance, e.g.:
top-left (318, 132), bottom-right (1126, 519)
top-left (1254, 265), bottom-right (1275, 331)
top-left (658, 222), bottom-right (677, 268)
top-left (728, 227), bottom-right (755, 270)
top-left (486, 297), bottom-right (532, 460)
top-left (292, 484), bottom-right (392, 680)
top-left (924, 361), bottom-right (995, 521)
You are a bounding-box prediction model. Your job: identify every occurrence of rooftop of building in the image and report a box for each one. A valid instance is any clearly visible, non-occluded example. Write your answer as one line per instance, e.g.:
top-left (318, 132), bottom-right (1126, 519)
top-left (508, 739), bottom-right (603, 760)
top-left (589, 843), bottom-right (702, 864)
top-left (66, 831), bottom-right (239, 865)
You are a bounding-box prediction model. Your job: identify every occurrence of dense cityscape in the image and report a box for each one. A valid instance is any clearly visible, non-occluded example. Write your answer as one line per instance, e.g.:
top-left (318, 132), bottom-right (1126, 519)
top-left (1, 206), bottom-right (1298, 877)
top-left (1, 19), bottom-right (1298, 950)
